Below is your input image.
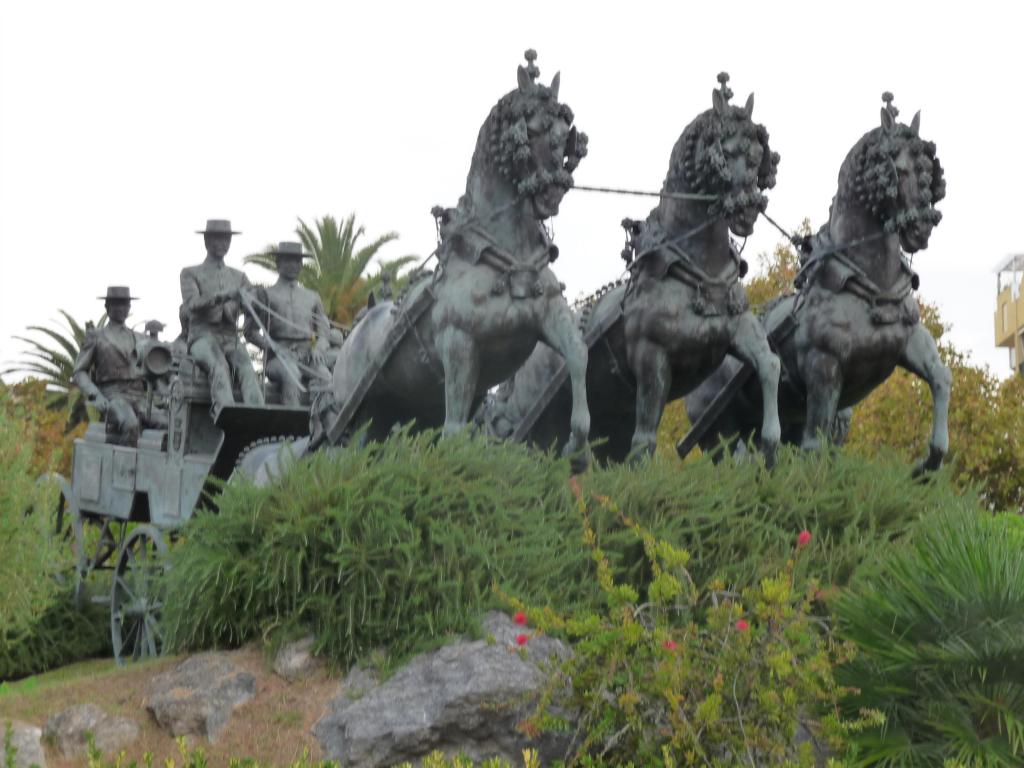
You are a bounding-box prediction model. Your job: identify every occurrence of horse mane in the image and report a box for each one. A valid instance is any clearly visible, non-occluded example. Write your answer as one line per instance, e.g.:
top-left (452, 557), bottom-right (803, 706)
top-left (664, 105), bottom-right (780, 206)
top-left (837, 124), bottom-right (946, 232)
top-left (468, 84), bottom-right (579, 196)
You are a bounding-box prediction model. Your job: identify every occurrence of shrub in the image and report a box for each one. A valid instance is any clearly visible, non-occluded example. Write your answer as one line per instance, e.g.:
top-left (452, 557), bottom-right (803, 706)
top-left (162, 430), bottom-right (591, 668)
top-left (162, 432), bottom-right (970, 671)
top-left (581, 446), bottom-right (968, 591)
top-left (0, 590), bottom-right (111, 681)
top-left (834, 509), bottom-right (1024, 767)
top-left (508, 486), bottom-right (875, 766)
top-left (0, 386), bottom-right (61, 647)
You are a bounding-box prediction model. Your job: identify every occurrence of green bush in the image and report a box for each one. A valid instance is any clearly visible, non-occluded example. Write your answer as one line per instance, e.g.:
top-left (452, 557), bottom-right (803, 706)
top-left (162, 431), bottom-right (590, 668)
top-left (0, 589), bottom-right (111, 681)
top-left (0, 386), bottom-right (61, 652)
top-left (581, 446), bottom-right (969, 591)
top-left (163, 431), bottom-right (961, 673)
top-left (509, 487), bottom-right (878, 767)
top-left (834, 509), bottom-right (1024, 767)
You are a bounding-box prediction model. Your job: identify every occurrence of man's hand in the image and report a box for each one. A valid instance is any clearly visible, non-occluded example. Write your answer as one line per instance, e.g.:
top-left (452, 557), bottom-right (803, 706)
top-left (90, 393), bottom-right (110, 413)
top-left (214, 288), bottom-right (238, 303)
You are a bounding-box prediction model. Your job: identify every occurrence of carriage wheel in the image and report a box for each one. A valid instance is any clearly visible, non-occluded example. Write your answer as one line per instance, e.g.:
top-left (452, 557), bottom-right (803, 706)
top-left (37, 473), bottom-right (88, 608)
top-left (110, 524), bottom-right (168, 665)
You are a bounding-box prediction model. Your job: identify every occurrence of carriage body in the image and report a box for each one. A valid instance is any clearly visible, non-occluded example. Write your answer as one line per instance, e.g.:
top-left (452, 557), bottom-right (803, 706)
top-left (56, 358), bottom-right (310, 663)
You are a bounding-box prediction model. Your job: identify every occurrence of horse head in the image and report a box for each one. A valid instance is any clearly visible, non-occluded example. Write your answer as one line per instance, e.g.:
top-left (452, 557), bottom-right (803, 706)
top-left (838, 92), bottom-right (946, 253)
top-left (465, 49), bottom-right (588, 222)
top-left (662, 72), bottom-right (780, 237)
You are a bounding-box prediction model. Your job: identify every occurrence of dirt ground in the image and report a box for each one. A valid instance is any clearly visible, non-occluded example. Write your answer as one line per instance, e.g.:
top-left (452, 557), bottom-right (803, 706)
top-left (0, 646), bottom-right (342, 766)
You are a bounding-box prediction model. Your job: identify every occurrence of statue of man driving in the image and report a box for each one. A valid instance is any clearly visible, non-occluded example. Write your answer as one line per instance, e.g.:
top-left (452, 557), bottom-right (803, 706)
top-left (73, 286), bottom-right (168, 445)
top-left (243, 241), bottom-right (331, 405)
top-left (179, 219), bottom-right (264, 412)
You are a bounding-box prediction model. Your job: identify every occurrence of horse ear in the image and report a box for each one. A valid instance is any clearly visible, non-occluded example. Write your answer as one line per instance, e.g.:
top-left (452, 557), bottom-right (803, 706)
top-left (910, 110), bottom-right (921, 136)
top-left (550, 71), bottom-right (560, 101)
top-left (880, 107), bottom-right (895, 132)
top-left (712, 89), bottom-right (726, 116)
top-left (517, 65), bottom-right (531, 93)
top-left (745, 92), bottom-right (754, 119)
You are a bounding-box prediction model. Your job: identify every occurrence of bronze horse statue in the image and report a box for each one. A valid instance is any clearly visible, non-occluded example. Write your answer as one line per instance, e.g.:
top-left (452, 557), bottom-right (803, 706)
top-left (479, 74), bottom-right (782, 464)
top-left (296, 50), bottom-right (592, 469)
top-left (684, 93), bottom-right (949, 474)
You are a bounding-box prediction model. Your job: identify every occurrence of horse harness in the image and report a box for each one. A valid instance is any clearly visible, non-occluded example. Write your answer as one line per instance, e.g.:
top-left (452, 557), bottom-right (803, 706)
top-left (790, 233), bottom-right (920, 328)
top-left (627, 225), bottom-right (750, 318)
top-left (446, 223), bottom-right (558, 299)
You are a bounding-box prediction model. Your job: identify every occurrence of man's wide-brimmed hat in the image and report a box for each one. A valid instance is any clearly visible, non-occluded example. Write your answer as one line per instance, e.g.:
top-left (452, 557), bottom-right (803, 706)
top-left (196, 219), bottom-right (241, 235)
top-left (272, 241), bottom-right (313, 260)
top-left (97, 286), bottom-right (139, 301)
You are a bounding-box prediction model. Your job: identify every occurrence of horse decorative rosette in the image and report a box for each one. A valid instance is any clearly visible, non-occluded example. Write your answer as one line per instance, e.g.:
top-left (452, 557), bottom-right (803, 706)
top-left (480, 73), bottom-right (783, 464)
top-left (308, 50), bottom-right (593, 469)
top-left (685, 92), bottom-right (950, 474)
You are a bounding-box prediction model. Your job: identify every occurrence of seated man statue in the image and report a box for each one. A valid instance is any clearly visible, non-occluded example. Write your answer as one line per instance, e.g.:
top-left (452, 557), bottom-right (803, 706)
top-left (73, 286), bottom-right (168, 445)
top-left (180, 219), bottom-right (264, 413)
top-left (244, 241), bottom-right (331, 405)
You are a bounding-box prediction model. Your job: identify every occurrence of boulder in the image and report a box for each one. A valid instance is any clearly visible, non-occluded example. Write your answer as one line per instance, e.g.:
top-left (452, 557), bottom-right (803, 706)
top-left (272, 636), bottom-right (324, 682)
top-left (313, 612), bottom-right (573, 767)
top-left (42, 704), bottom-right (137, 758)
top-left (4, 720), bottom-right (46, 768)
top-left (144, 653), bottom-right (255, 741)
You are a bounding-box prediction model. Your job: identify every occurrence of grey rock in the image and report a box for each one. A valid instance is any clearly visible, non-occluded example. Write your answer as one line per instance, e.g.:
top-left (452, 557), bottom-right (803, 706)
top-left (340, 665), bottom-right (379, 700)
top-left (4, 720), bottom-right (46, 768)
top-left (313, 611), bottom-right (573, 767)
top-left (273, 636), bottom-right (324, 682)
top-left (144, 653), bottom-right (256, 741)
top-left (42, 704), bottom-right (138, 758)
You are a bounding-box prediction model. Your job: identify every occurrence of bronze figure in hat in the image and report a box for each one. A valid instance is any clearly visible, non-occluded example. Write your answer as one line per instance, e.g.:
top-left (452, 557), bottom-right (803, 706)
top-left (72, 286), bottom-right (168, 445)
top-left (179, 219), bottom-right (264, 412)
top-left (243, 242), bottom-right (331, 405)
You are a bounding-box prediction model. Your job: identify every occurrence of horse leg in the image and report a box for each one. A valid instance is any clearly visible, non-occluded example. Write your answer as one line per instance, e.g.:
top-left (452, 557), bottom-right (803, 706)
top-left (539, 305), bottom-right (591, 473)
top-left (899, 323), bottom-right (952, 475)
top-left (730, 313), bottom-right (782, 464)
top-left (437, 327), bottom-right (480, 437)
top-left (801, 349), bottom-right (841, 451)
top-left (629, 339), bottom-right (671, 462)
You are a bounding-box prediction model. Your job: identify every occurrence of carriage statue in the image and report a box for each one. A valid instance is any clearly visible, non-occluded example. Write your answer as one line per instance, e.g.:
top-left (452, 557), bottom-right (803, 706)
top-left (35, 53), bottom-right (949, 666)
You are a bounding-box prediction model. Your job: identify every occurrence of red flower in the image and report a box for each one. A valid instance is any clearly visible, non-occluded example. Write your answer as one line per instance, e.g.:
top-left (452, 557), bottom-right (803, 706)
top-left (513, 611), bottom-right (528, 626)
top-left (516, 633), bottom-right (529, 646)
top-left (735, 619), bottom-right (749, 632)
top-left (797, 529), bottom-right (812, 548)
top-left (662, 639), bottom-right (678, 651)
top-left (568, 475), bottom-right (582, 499)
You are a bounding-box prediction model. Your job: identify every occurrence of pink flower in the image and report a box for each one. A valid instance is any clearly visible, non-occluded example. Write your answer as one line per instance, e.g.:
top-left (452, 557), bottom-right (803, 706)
top-left (662, 639), bottom-right (678, 651)
top-left (797, 529), bottom-right (812, 548)
top-left (516, 633), bottom-right (529, 646)
top-left (735, 619), bottom-right (749, 632)
top-left (513, 611), bottom-right (528, 626)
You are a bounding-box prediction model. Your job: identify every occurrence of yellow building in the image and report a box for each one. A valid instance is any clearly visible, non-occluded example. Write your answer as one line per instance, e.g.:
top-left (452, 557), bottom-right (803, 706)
top-left (994, 254), bottom-right (1024, 375)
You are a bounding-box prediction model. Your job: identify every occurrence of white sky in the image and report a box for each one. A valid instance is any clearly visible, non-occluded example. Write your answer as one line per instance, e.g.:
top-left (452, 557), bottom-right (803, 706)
top-left (2, 1), bottom-right (1021, 379)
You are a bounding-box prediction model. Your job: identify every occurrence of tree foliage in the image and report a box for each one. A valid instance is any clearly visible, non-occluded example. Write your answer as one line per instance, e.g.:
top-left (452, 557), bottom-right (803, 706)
top-left (245, 213), bottom-right (417, 327)
top-left (2, 310), bottom-right (106, 432)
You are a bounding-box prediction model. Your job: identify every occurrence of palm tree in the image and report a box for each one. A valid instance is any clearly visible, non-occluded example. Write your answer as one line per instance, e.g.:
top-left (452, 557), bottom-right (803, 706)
top-left (245, 213), bottom-right (417, 326)
top-left (2, 310), bottom-right (107, 431)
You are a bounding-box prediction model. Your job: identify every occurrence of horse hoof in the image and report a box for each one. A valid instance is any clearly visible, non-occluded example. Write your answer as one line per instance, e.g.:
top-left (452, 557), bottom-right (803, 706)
top-left (564, 442), bottom-right (591, 474)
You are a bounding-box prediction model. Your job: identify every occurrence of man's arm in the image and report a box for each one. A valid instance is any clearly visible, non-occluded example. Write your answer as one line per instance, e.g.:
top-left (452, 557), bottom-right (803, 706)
top-left (72, 332), bottom-right (107, 411)
top-left (242, 285), bottom-right (269, 350)
top-left (311, 295), bottom-right (331, 366)
top-left (180, 268), bottom-right (229, 315)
